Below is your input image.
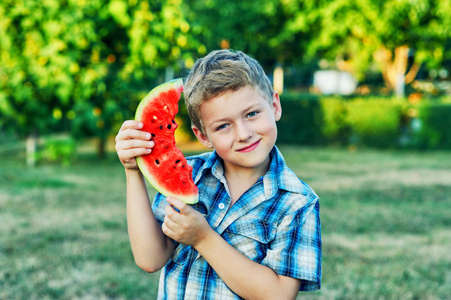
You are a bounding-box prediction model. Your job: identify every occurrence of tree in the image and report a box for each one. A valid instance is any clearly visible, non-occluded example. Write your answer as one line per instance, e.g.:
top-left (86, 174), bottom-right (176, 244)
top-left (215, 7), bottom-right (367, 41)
top-left (289, 0), bottom-right (451, 96)
top-left (185, 0), bottom-right (284, 66)
top-left (184, 0), bottom-right (321, 93)
top-left (0, 0), bottom-right (199, 162)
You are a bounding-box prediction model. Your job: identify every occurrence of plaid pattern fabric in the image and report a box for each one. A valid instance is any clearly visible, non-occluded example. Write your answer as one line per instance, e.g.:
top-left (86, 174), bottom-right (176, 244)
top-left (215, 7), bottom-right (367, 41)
top-left (152, 146), bottom-right (321, 299)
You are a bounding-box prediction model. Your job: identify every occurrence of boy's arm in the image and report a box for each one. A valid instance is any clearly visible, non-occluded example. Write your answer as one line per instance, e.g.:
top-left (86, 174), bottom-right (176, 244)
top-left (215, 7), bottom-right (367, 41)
top-left (164, 197), bottom-right (301, 299)
top-left (125, 169), bottom-right (175, 272)
top-left (116, 120), bottom-right (174, 272)
top-left (196, 228), bottom-right (301, 299)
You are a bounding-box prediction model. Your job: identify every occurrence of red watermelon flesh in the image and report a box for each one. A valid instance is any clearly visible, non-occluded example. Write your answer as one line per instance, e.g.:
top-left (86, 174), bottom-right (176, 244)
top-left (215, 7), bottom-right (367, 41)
top-left (135, 78), bottom-right (198, 204)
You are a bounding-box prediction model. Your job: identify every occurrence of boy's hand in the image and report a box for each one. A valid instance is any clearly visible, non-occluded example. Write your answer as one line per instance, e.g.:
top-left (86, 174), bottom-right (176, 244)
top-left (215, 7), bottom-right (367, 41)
top-left (115, 120), bottom-right (155, 171)
top-left (162, 197), bottom-right (212, 247)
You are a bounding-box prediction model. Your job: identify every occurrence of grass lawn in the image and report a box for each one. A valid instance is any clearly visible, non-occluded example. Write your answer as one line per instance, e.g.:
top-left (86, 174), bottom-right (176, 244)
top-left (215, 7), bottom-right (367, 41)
top-left (1, 144), bottom-right (450, 299)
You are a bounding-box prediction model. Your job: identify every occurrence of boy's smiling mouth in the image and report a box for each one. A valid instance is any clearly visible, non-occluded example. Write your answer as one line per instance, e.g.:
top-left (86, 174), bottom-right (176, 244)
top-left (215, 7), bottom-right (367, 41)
top-left (236, 140), bottom-right (261, 153)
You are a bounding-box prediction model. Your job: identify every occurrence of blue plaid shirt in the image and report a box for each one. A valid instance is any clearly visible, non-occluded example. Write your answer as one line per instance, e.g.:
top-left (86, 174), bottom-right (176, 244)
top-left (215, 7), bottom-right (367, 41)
top-left (152, 146), bottom-right (321, 299)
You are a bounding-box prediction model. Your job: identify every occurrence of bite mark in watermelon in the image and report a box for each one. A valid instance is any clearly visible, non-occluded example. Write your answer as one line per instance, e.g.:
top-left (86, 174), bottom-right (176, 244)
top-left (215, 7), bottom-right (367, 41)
top-left (135, 78), bottom-right (198, 204)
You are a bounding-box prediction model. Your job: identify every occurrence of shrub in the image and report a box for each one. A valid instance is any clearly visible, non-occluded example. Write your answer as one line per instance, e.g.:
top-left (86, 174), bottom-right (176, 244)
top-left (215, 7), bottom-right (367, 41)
top-left (414, 102), bottom-right (451, 149)
top-left (277, 95), bottom-right (404, 148)
top-left (344, 99), bottom-right (403, 148)
top-left (40, 136), bottom-right (77, 166)
top-left (320, 97), bottom-right (350, 145)
top-left (277, 94), bottom-right (324, 145)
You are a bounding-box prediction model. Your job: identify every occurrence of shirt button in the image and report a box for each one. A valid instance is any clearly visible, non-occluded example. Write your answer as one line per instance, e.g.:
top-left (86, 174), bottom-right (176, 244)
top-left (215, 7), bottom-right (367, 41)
top-left (218, 203), bottom-right (225, 210)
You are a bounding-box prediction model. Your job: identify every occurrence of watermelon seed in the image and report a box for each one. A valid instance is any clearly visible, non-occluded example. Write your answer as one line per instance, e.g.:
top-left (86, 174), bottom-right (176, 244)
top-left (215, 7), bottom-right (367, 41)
top-left (172, 119), bottom-right (176, 124)
top-left (151, 133), bottom-right (156, 137)
top-left (167, 124), bottom-right (172, 129)
top-left (153, 116), bottom-right (158, 120)
top-left (175, 159), bottom-right (181, 164)
top-left (155, 159), bottom-right (160, 165)
top-left (159, 125), bottom-right (163, 130)
top-left (164, 105), bottom-right (168, 110)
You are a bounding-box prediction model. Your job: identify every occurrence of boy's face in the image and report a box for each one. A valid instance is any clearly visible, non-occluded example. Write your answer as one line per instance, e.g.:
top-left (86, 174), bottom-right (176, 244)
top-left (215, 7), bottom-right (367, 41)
top-left (193, 86), bottom-right (281, 175)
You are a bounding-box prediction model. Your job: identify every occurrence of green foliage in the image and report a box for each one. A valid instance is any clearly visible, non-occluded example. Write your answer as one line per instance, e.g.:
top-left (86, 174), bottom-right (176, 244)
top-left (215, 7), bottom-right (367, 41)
top-left (319, 97), bottom-right (349, 145)
top-left (184, 0), bottom-right (301, 67)
top-left (0, 0), bottom-right (199, 152)
top-left (277, 93), bottom-right (324, 145)
top-left (298, 0), bottom-right (451, 78)
top-left (414, 101), bottom-right (451, 149)
top-left (344, 99), bottom-right (402, 148)
top-left (177, 95), bottom-right (197, 140)
top-left (39, 136), bottom-right (76, 166)
top-left (276, 94), bottom-right (451, 149)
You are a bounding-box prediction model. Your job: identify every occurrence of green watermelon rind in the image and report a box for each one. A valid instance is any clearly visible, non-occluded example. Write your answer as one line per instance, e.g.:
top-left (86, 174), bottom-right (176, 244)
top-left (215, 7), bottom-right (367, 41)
top-left (135, 78), bottom-right (183, 120)
top-left (135, 78), bottom-right (198, 204)
top-left (136, 160), bottom-right (198, 204)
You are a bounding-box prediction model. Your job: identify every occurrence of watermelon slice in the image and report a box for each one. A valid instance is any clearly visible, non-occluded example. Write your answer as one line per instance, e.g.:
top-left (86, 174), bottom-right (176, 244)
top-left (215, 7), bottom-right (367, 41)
top-left (135, 78), bottom-right (198, 204)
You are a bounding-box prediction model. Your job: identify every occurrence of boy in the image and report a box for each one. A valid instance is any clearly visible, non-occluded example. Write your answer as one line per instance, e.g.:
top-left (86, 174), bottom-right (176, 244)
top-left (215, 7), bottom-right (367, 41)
top-left (115, 50), bottom-right (321, 299)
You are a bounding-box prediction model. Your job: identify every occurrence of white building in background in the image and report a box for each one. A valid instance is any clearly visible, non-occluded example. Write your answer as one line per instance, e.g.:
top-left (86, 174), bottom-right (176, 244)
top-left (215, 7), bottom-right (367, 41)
top-left (313, 70), bottom-right (357, 95)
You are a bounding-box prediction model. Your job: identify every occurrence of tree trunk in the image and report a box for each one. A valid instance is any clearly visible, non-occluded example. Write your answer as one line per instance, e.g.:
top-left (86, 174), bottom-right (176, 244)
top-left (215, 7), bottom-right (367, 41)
top-left (97, 137), bottom-right (106, 159)
top-left (273, 64), bottom-right (284, 94)
top-left (395, 72), bottom-right (405, 97)
top-left (373, 45), bottom-right (421, 97)
top-left (26, 133), bottom-right (38, 167)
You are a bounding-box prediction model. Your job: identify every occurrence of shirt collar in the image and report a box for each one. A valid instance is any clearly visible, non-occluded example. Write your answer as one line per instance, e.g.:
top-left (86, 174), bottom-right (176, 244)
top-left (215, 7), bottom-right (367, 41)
top-left (263, 146), bottom-right (307, 198)
top-left (194, 146), bottom-right (305, 199)
top-left (193, 150), bottom-right (224, 184)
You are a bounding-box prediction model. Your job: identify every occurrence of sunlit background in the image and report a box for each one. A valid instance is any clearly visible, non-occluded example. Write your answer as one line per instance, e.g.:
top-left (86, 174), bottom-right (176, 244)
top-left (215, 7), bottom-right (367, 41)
top-left (1, 0), bottom-right (450, 299)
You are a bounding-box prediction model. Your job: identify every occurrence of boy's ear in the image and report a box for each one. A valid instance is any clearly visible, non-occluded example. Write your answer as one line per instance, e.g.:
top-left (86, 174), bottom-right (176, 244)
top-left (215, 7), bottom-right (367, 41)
top-left (272, 92), bottom-right (282, 122)
top-left (192, 126), bottom-right (213, 149)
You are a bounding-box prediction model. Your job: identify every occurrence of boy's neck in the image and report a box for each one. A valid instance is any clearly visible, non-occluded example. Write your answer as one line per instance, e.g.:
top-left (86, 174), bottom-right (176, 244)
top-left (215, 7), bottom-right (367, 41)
top-left (223, 156), bottom-right (270, 205)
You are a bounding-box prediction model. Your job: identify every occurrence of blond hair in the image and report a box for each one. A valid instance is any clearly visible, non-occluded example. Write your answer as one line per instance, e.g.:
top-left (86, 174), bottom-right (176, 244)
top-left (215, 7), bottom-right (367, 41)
top-left (184, 49), bottom-right (273, 133)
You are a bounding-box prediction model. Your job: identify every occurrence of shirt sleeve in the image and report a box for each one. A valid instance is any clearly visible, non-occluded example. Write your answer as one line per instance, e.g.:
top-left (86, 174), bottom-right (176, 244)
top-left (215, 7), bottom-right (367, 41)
top-left (261, 194), bottom-right (322, 292)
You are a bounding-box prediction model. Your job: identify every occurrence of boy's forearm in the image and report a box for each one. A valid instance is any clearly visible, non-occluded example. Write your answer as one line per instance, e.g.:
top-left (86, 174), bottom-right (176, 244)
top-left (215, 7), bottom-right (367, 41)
top-left (194, 230), bottom-right (300, 300)
top-left (125, 169), bottom-right (174, 272)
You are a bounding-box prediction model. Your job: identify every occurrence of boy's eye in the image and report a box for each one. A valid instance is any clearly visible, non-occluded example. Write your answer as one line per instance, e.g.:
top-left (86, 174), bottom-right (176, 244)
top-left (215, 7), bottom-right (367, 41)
top-left (216, 124), bottom-right (229, 131)
top-left (246, 111), bottom-right (258, 118)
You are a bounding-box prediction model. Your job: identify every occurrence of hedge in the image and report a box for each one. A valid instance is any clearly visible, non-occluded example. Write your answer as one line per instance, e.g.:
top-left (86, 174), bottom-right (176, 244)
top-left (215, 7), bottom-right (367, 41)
top-left (414, 102), bottom-right (451, 149)
top-left (343, 99), bottom-right (403, 148)
top-left (276, 94), bottom-right (451, 150)
top-left (276, 94), bottom-right (324, 145)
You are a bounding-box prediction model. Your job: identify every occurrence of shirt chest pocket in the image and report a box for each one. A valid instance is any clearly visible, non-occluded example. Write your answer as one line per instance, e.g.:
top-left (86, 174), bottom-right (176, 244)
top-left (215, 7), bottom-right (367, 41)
top-left (223, 218), bottom-right (276, 262)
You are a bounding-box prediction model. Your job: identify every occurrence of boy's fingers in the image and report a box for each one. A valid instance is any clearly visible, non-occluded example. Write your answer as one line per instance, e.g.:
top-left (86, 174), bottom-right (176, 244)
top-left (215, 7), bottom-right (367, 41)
top-left (120, 120), bottom-right (143, 131)
top-left (121, 148), bottom-right (152, 160)
top-left (115, 138), bottom-right (154, 155)
top-left (162, 220), bottom-right (175, 237)
top-left (163, 215), bottom-right (176, 231)
top-left (119, 128), bottom-right (151, 141)
top-left (166, 197), bottom-right (189, 214)
top-left (125, 139), bottom-right (154, 149)
top-left (165, 202), bottom-right (183, 221)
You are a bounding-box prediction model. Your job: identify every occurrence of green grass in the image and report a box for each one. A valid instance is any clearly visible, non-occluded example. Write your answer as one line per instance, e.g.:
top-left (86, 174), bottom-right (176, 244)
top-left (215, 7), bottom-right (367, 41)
top-left (1, 145), bottom-right (450, 299)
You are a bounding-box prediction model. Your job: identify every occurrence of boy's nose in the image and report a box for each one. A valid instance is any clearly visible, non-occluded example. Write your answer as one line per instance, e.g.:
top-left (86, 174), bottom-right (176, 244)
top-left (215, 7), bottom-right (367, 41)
top-left (235, 122), bottom-right (253, 141)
